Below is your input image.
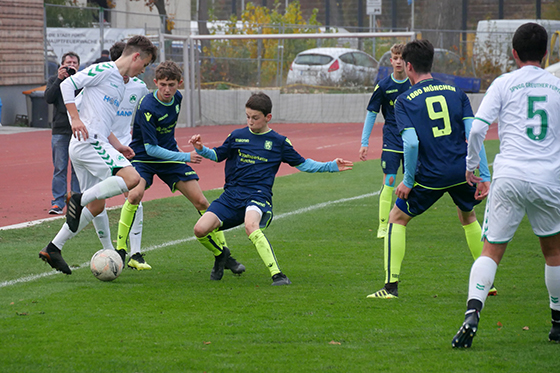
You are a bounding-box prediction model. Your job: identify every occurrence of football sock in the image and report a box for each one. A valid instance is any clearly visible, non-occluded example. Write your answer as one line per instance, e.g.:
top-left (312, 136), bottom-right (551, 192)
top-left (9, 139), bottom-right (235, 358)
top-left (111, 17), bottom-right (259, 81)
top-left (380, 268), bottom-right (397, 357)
top-left (545, 264), bottom-right (560, 312)
top-left (129, 202), bottom-right (143, 256)
top-left (197, 232), bottom-right (224, 256)
top-left (117, 200), bottom-right (138, 251)
top-left (81, 176), bottom-right (128, 206)
top-left (467, 256), bottom-right (498, 307)
top-left (463, 220), bottom-right (483, 260)
top-left (248, 229), bottom-right (280, 276)
top-left (384, 223), bottom-right (406, 284)
top-left (53, 207), bottom-right (94, 249)
top-left (378, 185), bottom-right (394, 228)
top-left (92, 209), bottom-right (114, 250)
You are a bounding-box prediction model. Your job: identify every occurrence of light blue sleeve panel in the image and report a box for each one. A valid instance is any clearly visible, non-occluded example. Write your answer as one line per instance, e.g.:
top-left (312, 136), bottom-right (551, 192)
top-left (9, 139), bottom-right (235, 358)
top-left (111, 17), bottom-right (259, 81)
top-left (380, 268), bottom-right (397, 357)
top-left (401, 128), bottom-right (419, 188)
top-left (464, 118), bottom-right (491, 182)
top-left (296, 159), bottom-right (339, 173)
top-left (360, 111), bottom-right (378, 147)
top-left (145, 144), bottom-right (191, 162)
top-left (195, 145), bottom-right (218, 162)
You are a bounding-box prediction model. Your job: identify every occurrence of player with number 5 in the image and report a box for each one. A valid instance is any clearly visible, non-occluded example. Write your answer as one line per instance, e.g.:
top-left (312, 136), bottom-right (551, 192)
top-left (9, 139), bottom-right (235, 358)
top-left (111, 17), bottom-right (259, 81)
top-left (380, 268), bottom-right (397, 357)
top-left (367, 39), bottom-right (492, 299)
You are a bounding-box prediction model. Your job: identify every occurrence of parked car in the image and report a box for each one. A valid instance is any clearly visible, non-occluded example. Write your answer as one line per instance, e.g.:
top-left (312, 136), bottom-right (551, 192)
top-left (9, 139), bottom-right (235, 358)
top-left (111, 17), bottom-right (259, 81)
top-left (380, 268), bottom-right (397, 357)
top-left (376, 48), bottom-right (481, 93)
top-left (286, 47), bottom-right (378, 87)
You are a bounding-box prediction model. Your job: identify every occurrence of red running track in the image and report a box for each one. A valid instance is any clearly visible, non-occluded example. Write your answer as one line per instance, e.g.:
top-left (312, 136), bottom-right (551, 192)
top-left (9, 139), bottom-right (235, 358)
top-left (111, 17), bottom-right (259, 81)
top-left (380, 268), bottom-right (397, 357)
top-left (0, 122), bottom-right (498, 228)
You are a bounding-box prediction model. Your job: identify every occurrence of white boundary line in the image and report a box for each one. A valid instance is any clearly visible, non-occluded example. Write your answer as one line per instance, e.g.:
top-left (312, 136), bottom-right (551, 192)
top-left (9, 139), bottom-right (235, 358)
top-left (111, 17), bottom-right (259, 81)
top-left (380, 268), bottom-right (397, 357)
top-left (0, 192), bottom-right (377, 288)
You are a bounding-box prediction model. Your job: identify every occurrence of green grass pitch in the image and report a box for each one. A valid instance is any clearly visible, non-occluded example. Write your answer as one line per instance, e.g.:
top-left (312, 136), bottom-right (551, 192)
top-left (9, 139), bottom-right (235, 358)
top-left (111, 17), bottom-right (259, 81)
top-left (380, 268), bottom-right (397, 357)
top-left (0, 140), bottom-right (557, 372)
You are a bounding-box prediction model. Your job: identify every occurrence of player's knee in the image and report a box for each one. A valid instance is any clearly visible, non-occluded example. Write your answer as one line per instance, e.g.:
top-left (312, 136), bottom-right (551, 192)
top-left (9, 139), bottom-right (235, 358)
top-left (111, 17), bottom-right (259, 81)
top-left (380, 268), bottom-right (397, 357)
top-left (384, 174), bottom-right (397, 187)
top-left (193, 223), bottom-right (208, 238)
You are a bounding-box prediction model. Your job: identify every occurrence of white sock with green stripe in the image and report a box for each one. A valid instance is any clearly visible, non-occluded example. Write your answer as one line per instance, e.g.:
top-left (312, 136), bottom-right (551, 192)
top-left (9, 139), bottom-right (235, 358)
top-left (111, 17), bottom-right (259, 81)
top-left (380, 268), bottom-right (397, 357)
top-left (467, 256), bottom-right (497, 307)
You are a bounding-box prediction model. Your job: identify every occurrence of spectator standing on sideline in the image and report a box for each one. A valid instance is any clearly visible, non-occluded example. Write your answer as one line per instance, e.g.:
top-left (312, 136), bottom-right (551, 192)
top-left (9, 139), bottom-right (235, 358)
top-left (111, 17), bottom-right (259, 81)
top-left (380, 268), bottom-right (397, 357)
top-left (93, 49), bottom-right (111, 64)
top-left (359, 43), bottom-right (411, 239)
top-left (44, 51), bottom-right (81, 215)
top-left (452, 22), bottom-right (560, 348)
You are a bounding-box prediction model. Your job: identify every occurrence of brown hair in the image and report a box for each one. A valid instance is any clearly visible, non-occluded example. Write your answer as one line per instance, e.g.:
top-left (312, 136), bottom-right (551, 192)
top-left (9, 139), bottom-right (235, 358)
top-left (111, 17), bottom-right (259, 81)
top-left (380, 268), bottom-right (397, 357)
top-left (155, 60), bottom-right (183, 82)
top-left (245, 92), bottom-right (272, 116)
top-left (123, 35), bottom-right (158, 64)
top-left (390, 43), bottom-right (405, 55)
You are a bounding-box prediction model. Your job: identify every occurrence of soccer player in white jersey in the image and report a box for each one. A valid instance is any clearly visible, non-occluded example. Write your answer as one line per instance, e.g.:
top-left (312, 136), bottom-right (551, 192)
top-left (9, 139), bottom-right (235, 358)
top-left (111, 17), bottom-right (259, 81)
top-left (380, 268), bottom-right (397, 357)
top-left (39, 36), bottom-right (157, 275)
top-left (88, 42), bottom-right (152, 269)
top-left (452, 23), bottom-right (560, 348)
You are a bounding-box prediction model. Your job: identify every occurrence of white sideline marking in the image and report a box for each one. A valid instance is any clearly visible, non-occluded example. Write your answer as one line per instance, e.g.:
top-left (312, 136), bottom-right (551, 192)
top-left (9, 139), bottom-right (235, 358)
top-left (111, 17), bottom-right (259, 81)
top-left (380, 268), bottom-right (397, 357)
top-left (0, 192), bottom-right (377, 288)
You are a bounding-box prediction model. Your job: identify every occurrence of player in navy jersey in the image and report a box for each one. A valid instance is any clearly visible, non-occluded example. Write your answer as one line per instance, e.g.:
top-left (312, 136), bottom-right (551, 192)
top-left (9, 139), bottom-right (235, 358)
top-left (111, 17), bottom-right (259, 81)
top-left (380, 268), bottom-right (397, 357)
top-left (189, 92), bottom-right (353, 285)
top-left (367, 39), bottom-right (492, 299)
top-left (360, 43), bottom-right (411, 239)
top-left (116, 61), bottom-right (245, 275)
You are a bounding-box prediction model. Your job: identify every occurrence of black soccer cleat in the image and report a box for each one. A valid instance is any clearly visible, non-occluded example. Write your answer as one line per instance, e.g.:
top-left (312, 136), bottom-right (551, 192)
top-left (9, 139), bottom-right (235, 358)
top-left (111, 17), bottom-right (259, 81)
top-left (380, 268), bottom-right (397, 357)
top-left (452, 309), bottom-right (480, 348)
top-left (224, 249), bottom-right (246, 275)
top-left (271, 272), bottom-right (291, 286)
top-left (549, 319), bottom-right (560, 343)
top-left (39, 242), bottom-right (72, 275)
top-left (66, 192), bottom-right (84, 233)
top-left (116, 249), bottom-right (127, 266)
top-left (210, 247), bottom-right (230, 281)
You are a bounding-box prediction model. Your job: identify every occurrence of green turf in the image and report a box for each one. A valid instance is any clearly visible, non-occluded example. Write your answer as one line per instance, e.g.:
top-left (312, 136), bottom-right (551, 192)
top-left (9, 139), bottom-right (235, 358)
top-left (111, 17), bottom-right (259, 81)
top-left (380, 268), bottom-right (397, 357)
top-left (0, 140), bottom-right (557, 372)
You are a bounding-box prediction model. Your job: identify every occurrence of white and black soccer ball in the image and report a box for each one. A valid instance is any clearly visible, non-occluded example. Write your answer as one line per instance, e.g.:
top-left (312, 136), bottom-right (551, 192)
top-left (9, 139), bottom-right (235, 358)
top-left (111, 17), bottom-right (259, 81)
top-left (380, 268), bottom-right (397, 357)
top-left (90, 249), bottom-right (123, 282)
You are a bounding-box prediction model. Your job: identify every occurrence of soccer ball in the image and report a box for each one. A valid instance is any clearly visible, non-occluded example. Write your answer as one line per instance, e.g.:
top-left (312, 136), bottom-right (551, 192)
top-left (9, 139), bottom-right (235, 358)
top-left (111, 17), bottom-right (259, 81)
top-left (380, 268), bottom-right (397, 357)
top-left (90, 249), bottom-right (123, 282)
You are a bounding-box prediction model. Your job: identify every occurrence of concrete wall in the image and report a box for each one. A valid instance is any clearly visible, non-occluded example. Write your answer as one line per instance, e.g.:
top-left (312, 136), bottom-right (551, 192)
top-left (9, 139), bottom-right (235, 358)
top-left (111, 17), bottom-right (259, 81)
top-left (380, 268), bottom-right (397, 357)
top-left (179, 89), bottom-right (485, 127)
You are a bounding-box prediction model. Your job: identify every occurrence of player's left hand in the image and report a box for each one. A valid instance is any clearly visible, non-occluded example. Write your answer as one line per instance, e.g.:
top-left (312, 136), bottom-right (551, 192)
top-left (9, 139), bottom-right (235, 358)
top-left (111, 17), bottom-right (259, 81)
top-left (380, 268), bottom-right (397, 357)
top-left (189, 151), bottom-right (203, 164)
top-left (120, 146), bottom-right (135, 159)
top-left (466, 170), bottom-right (482, 186)
top-left (395, 181), bottom-right (411, 200)
top-left (475, 181), bottom-right (490, 201)
top-left (335, 158), bottom-right (353, 171)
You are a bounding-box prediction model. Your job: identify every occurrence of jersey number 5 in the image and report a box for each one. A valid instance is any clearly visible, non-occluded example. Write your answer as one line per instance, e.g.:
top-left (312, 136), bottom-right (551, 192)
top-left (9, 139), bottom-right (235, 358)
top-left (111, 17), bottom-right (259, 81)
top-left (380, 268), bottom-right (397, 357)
top-left (527, 96), bottom-right (548, 141)
top-left (426, 95), bottom-right (451, 138)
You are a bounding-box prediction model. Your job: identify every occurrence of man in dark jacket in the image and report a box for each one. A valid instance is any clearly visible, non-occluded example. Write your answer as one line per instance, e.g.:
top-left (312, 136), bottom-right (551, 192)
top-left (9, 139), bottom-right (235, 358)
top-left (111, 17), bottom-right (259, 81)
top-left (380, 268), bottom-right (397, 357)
top-left (44, 51), bottom-right (81, 214)
top-left (93, 49), bottom-right (111, 64)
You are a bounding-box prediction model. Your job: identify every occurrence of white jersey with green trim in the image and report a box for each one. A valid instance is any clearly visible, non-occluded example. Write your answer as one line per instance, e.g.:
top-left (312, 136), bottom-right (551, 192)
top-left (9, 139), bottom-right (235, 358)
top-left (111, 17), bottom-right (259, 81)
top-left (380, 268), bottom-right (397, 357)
top-left (61, 61), bottom-right (125, 143)
top-left (112, 77), bottom-right (149, 146)
top-left (474, 65), bottom-right (560, 186)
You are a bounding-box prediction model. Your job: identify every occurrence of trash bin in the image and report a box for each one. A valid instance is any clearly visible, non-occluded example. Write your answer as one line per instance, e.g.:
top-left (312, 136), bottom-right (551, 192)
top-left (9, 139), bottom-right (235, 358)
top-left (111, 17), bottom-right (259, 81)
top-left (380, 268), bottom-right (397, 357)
top-left (23, 87), bottom-right (49, 128)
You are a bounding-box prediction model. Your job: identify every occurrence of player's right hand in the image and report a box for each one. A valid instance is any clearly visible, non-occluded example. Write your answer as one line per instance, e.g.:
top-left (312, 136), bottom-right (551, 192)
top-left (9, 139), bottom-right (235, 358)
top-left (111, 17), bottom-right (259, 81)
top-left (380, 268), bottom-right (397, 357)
top-left (71, 118), bottom-right (88, 140)
top-left (465, 170), bottom-right (482, 186)
top-left (359, 146), bottom-right (368, 161)
top-left (189, 151), bottom-right (203, 164)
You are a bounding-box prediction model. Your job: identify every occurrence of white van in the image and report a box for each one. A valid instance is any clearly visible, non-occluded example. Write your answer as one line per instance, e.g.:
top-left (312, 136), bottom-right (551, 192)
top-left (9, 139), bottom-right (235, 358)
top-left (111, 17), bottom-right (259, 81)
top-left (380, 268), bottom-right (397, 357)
top-left (474, 19), bottom-right (560, 73)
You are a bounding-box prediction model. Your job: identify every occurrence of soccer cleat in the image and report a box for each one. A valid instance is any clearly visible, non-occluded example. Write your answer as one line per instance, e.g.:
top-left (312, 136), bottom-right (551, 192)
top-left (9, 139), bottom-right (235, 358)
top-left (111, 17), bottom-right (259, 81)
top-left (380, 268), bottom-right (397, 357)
top-left (49, 205), bottom-right (63, 215)
top-left (128, 253), bottom-right (152, 270)
top-left (377, 225), bottom-right (388, 239)
top-left (271, 272), bottom-right (291, 286)
top-left (452, 309), bottom-right (480, 348)
top-left (367, 283), bottom-right (398, 299)
top-left (224, 249), bottom-right (246, 275)
top-left (116, 249), bottom-right (127, 266)
top-left (66, 193), bottom-right (83, 233)
top-left (39, 242), bottom-right (72, 275)
top-left (210, 247), bottom-right (230, 281)
top-left (549, 320), bottom-right (560, 343)
top-left (488, 286), bottom-right (498, 296)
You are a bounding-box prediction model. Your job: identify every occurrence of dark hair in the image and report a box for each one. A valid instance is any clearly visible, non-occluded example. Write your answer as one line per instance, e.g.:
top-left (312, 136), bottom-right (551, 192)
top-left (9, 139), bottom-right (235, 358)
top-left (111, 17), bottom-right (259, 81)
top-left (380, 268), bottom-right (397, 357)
top-left (61, 51), bottom-right (80, 66)
top-left (246, 92), bottom-right (272, 116)
top-left (155, 60), bottom-right (183, 82)
top-left (402, 39), bottom-right (434, 74)
top-left (101, 49), bottom-right (110, 56)
top-left (512, 23), bottom-right (548, 63)
top-left (123, 35), bottom-right (158, 64)
top-left (109, 42), bottom-right (126, 61)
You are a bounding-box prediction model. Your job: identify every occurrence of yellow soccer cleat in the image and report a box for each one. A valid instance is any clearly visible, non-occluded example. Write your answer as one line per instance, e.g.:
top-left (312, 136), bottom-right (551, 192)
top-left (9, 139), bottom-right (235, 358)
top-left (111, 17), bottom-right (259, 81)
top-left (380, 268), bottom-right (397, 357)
top-left (377, 225), bottom-right (388, 239)
top-left (367, 283), bottom-right (398, 299)
top-left (127, 253), bottom-right (152, 270)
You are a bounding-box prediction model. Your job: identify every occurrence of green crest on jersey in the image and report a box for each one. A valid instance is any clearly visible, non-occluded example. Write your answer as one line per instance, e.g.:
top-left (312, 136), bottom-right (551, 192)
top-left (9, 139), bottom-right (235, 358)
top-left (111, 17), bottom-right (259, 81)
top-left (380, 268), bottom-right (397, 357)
top-left (129, 94), bottom-right (138, 104)
top-left (264, 140), bottom-right (272, 150)
top-left (176, 104), bottom-right (180, 114)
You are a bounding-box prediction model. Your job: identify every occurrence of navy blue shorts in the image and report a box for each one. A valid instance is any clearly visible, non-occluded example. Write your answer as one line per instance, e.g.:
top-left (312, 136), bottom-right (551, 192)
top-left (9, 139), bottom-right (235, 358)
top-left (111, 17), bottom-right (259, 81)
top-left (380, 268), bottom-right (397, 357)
top-left (132, 161), bottom-right (199, 191)
top-left (381, 150), bottom-right (404, 175)
top-left (208, 188), bottom-right (274, 231)
top-left (395, 182), bottom-right (481, 217)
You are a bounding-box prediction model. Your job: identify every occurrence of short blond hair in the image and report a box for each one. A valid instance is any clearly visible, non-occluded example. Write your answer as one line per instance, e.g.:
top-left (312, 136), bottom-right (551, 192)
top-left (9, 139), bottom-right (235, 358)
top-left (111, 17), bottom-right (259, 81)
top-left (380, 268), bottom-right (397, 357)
top-left (390, 43), bottom-right (405, 55)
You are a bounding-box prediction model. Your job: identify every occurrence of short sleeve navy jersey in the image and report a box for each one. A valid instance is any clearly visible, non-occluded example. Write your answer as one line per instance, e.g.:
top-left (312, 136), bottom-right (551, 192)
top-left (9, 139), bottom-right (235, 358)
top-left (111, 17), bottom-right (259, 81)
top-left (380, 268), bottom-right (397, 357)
top-left (366, 75), bottom-right (411, 151)
top-left (395, 78), bottom-right (474, 188)
top-left (130, 90), bottom-right (183, 162)
top-left (212, 127), bottom-right (306, 199)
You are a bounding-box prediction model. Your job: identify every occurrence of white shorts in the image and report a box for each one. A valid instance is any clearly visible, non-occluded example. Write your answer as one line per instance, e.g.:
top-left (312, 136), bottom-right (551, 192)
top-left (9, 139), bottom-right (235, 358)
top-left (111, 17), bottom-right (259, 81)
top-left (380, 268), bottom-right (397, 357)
top-left (69, 138), bottom-right (131, 191)
top-left (482, 178), bottom-right (560, 243)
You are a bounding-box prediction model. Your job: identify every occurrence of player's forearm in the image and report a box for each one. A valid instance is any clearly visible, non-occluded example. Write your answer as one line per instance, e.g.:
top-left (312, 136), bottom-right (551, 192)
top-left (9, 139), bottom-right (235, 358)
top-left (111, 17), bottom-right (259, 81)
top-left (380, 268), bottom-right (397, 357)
top-left (194, 145), bottom-right (218, 162)
top-left (145, 144), bottom-right (191, 162)
top-left (466, 119), bottom-right (489, 172)
top-left (361, 111), bottom-right (377, 147)
top-left (296, 159), bottom-right (339, 173)
top-left (401, 128), bottom-right (419, 188)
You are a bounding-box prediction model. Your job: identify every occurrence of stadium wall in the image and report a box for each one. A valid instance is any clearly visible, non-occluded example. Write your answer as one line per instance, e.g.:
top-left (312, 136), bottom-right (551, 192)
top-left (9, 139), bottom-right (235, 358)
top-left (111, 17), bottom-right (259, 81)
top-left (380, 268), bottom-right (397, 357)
top-left (177, 90), bottom-right (485, 127)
